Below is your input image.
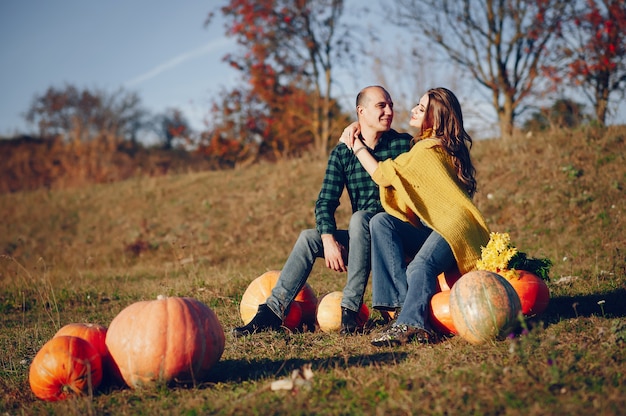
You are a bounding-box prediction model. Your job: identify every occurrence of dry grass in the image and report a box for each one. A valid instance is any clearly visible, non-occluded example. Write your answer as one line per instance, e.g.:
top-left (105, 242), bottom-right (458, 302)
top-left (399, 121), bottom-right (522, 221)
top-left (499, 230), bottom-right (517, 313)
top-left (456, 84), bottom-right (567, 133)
top-left (1, 126), bottom-right (625, 415)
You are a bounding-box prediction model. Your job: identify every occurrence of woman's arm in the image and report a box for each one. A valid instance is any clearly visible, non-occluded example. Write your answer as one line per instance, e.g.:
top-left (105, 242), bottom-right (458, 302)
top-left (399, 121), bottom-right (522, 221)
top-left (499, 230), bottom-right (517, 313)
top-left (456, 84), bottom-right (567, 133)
top-left (339, 128), bottom-right (379, 176)
top-left (351, 140), bottom-right (380, 176)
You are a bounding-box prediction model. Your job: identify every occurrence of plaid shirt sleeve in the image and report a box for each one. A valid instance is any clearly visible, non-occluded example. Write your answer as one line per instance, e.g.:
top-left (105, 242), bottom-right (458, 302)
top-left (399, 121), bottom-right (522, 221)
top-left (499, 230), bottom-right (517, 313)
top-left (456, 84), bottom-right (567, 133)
top-left (315, 145), bottom-right (346, 235)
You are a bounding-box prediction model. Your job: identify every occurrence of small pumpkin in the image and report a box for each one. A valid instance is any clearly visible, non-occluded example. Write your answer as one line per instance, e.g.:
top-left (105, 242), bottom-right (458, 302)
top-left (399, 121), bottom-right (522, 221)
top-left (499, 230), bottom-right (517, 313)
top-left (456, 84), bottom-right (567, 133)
top-left (105, 296), bottom-right (225, 388)
top-left (429, 290), bottom-right (457, 335)
top-left (239, 270), bottom-right (317, 329)
top-left (449, 270), bottom-right (521, 345)
top-left (29, 335), bottom-right (103, 401)
top-left (316, 291), bottom-right (369, 333)
top-left (283, 301), bottom-right (303, 331)
top-left (436, 267), bottom-right (462, 292)
top-left (507, 270), bottom-right (550, 316)
top-left (54, 322), bottom-right (123, 386)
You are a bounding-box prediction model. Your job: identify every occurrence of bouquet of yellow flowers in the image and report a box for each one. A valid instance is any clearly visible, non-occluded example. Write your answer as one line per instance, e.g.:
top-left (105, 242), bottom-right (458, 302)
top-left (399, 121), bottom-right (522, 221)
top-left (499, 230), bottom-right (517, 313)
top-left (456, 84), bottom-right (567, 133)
top-left (476, 232), bottom-right (552, 281)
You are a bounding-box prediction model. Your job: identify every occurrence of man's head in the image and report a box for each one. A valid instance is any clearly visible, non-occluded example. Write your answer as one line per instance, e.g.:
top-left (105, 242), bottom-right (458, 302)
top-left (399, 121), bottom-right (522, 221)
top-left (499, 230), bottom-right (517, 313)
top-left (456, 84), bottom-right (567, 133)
top-left (356, 86), bottom-right (394, 138)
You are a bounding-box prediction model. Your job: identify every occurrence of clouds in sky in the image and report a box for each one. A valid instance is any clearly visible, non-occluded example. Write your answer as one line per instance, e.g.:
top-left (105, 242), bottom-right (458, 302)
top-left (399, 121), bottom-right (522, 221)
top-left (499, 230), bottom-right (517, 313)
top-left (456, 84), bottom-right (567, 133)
top-left (124, 37), bottom-right (233, 88)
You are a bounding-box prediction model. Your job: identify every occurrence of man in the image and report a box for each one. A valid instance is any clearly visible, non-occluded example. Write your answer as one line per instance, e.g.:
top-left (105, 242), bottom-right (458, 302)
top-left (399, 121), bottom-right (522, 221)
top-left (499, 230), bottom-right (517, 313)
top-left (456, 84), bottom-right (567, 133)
top-left (233, 86), bottom-right (412, 337)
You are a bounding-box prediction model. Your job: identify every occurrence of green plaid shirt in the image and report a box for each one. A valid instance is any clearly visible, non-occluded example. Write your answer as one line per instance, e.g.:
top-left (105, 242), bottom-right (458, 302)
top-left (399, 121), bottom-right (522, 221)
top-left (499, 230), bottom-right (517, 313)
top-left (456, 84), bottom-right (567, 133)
top-left (315, 129), bottom-right (412, 235)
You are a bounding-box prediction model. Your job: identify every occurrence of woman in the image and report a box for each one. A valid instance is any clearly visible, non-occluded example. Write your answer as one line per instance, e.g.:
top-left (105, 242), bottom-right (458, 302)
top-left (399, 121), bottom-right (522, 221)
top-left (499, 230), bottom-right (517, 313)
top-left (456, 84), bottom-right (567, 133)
top-left (339, 87), bottom-right (490, 347)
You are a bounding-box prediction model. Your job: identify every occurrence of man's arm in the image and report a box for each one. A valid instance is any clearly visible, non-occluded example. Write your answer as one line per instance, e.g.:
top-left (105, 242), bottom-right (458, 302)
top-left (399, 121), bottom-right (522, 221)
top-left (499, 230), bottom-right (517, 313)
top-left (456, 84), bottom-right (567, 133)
top-left (315, 146), bottom-right (348, 272)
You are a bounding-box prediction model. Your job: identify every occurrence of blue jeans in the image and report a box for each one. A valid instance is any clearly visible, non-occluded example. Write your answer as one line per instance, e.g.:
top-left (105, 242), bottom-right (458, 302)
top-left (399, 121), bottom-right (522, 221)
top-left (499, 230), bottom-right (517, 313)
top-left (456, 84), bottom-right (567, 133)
top-left (370, 212), bottom-right (456, 330)
top-left (266, 210), bottom-right (375, 318)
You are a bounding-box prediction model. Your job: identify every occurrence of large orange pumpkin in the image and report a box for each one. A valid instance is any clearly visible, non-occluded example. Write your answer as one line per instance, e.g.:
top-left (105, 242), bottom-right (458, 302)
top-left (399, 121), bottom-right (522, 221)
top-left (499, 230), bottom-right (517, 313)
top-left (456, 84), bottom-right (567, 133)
top-left (29, 335), bottom-right (103, 401)
top-left (54, 322), bottom-right (123, 386)
top-left (105, 296), bottom-right (225, 388)
top-left (449, 270), bottom-right (521, 345)
top-left (316, 291), bottom-right (369, 333)
top-left (239, 270), bottom-right (318, 329)
top-left (507, 270), bottom-right (550, 317)
top-left (429, 290), bottom-right (457, 335)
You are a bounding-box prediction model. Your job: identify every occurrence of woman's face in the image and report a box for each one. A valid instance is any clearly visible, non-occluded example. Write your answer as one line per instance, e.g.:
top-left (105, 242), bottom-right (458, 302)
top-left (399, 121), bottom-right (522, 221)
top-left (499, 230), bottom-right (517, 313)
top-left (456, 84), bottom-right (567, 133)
top-left (409, 94), bottom-right (429, 130)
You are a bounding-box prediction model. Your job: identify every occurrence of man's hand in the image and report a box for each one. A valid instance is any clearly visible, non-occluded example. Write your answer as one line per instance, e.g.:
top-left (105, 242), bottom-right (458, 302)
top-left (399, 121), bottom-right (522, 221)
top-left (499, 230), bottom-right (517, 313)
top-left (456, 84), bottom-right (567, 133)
top-left (321, 234), bottom-right (347, 272)
top-left (339, 121), bottom-right (361, 149)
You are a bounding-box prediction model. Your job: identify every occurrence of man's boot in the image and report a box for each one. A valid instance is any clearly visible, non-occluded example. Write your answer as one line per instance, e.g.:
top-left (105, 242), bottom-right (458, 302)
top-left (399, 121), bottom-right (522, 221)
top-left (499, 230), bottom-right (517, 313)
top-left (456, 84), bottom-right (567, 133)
top-left (232, 304), bottom-right (282, 337)
top-left (339, 307), bottom-right (360, 335)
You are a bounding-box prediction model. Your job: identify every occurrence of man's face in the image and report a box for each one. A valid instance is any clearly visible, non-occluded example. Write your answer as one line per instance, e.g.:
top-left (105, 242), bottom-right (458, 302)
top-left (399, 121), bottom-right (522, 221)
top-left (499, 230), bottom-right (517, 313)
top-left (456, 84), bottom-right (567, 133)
top-left (358, 88), bottom-right (394, 132)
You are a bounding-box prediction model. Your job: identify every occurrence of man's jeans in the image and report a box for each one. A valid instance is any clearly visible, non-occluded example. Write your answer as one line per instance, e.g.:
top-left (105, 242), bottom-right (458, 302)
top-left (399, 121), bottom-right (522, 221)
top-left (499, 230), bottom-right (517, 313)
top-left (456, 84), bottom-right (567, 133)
top-left (370, 212), bottom-right (456, 330)
top-left (266, 210), bottom-right (375, 319)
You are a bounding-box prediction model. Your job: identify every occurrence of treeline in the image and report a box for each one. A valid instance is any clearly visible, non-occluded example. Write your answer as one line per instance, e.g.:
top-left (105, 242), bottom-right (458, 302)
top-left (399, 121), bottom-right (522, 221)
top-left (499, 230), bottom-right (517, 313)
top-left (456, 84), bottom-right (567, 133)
top-left (4, 0), bottom-right (624, 193)
top-left (0, 135), bottom-right (235, 194)
top-left (2, 81), bottom-right (315, 194)
top-left (0, 92), bottom-right (608, 194)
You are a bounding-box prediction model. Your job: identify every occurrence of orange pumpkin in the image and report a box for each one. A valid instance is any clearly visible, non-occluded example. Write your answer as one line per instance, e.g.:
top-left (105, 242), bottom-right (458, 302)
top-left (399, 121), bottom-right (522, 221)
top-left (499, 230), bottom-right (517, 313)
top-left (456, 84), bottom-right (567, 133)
top-left (239, 270), bottom-right (318, 329)
top-left (436, 267), bottom-right (462, 292)
top-left (429, 290), bottom-right (458, 335)
top-left (29, 335), bottom-right (103, 401)
top-left (316, 291), bottom-right (369, 333)
top-left (54, 322), bottom-right (123, 386)
top-left (105, 296), bottom-right (225, 388)
top-left (380, 309), bottom-right (396, 322)
top-left (507, 270), bottom-right (550, 316)
top-left (283, 301), bottom-right (303, 331)
top-left (449, 270), bottom-right (521, 345)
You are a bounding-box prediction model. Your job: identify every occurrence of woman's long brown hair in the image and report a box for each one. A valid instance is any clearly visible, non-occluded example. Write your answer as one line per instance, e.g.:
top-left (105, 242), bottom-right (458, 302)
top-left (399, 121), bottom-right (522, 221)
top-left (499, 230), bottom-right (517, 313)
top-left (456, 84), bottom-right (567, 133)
top-left (422, 87), bottom-right (477, 197)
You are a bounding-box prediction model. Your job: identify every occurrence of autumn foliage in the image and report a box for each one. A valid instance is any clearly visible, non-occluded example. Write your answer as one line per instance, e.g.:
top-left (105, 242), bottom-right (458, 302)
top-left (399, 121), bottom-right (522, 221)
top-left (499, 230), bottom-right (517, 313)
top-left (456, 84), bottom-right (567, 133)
top-left (3, 2), bottom-right (624, 194)
top-left (203, 0), bottom-right (352, 160)
top-left (556, 0), bottom-right (626, 123)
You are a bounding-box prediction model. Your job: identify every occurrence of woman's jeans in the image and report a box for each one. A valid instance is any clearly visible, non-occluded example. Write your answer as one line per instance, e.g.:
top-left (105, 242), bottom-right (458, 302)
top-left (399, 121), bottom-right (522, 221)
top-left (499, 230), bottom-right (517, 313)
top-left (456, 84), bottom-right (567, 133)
top-left (266, 210), bottom-right (375, 319)
top-left (370, 212), bottom-right (456, 330)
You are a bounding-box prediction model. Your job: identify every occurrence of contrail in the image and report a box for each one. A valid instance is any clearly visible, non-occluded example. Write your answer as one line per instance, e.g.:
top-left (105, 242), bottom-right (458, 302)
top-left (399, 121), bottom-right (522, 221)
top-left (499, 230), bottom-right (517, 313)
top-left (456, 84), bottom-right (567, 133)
top-left (124, 37), bottom-right (232, 87)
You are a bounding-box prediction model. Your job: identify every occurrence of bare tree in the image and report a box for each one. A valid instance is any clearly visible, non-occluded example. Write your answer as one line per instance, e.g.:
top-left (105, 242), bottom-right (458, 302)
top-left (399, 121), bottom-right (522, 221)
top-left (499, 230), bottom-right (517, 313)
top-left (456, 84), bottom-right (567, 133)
top-left (153, 108), bottom-right (192, 150)
top-left (25, 84), bottom-right (147, 143)
top-left (389, 0), bottom-right (567, 139)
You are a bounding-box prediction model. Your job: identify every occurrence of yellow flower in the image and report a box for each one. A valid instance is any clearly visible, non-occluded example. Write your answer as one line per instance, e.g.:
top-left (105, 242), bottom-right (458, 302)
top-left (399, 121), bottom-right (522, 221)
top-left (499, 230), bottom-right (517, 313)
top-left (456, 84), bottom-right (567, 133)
top-left (476, 232), bottom-right (520, 280)
top-left (477, 232), bottom-right (553, 281)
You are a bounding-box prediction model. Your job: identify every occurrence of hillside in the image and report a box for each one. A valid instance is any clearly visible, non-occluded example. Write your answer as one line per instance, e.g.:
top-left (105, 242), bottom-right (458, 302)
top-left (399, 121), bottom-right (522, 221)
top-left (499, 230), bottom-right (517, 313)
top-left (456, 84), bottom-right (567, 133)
top-left (472, 126), bottom-right (625, 290)
top-left (2, 126), bottom-right (623, 292)
top-left (1, 125), bottom-right (625, 415)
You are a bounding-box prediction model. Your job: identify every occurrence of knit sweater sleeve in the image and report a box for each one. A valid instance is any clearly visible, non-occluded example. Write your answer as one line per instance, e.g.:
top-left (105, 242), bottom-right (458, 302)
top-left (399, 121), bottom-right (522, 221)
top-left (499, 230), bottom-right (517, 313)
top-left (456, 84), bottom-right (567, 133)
top-left (371, 140), bottom-right (441, 225)
top-left (371, 140), bottom-right (491, 274)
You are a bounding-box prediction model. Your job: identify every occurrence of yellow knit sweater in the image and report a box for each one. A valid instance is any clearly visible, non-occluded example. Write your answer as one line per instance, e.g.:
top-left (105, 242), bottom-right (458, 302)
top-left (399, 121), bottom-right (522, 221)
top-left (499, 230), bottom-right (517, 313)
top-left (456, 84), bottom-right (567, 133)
top-left (372, 138), bottom-right (490, 274)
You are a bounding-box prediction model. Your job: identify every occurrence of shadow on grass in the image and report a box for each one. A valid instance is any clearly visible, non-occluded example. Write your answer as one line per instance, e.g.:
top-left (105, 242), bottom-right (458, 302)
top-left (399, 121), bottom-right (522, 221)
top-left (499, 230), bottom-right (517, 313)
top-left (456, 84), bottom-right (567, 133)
top-left (195, 288), bottom-right (626, 388)
top-left (542, 287), bottom-right (626, 322)
top-left (207, 351), bottom-right (409, 384)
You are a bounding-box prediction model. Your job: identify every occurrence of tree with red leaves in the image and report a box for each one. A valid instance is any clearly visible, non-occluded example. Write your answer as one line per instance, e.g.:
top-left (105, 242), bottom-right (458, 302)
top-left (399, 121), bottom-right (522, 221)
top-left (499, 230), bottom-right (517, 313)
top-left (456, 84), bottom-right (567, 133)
top-left (556, 0), bottom-right (626, 124)
top-left (205, 0), bottom-right (355, 159)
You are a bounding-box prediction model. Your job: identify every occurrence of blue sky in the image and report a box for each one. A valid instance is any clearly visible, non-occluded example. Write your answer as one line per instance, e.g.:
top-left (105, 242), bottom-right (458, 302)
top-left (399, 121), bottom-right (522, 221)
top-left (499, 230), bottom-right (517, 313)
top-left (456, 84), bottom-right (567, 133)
top-left (0, 0), bottom-right (468, 138)
top-left (0, 1), bottom-right (241, 136)
top-left (0, 0), bottom-right (382, 138)
top-left (1, 1), bottom-right (623, 139)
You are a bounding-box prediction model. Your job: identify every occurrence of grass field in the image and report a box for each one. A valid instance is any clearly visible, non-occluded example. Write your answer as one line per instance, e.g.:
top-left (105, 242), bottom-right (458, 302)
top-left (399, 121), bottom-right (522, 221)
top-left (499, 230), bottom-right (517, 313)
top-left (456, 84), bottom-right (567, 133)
top-left (1, 125), bottom-right (625, 415)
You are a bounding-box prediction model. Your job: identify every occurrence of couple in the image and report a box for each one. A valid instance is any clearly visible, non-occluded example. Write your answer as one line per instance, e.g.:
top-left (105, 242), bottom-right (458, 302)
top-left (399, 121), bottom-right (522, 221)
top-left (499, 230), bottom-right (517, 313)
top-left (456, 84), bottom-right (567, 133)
top-left (234, 86), bottom-right (490, 347)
